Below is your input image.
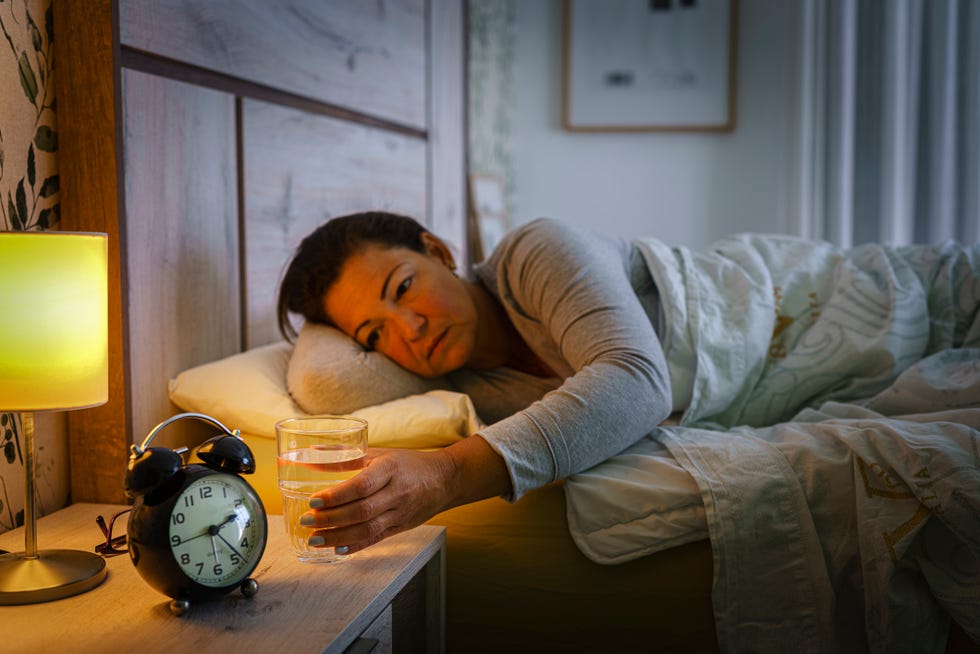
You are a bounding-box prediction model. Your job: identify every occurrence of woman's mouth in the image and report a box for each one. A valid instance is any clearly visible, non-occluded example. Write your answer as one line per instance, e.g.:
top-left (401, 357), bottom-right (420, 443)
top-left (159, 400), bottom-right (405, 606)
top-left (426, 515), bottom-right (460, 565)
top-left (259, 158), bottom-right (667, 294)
top-left (426, 329), bottom-right (448, 360)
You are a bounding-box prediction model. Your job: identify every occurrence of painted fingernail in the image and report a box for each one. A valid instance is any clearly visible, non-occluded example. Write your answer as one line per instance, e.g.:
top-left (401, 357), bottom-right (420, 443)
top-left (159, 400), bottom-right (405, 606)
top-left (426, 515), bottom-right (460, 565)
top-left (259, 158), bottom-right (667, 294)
top-left (299, 515), bottom-right (315, 527)
top-left (335, 546), bottom-right (350, 555)
top-left (309, 497), bottom-right (325, 509)
top-left (308, 535), bottom-right (325, 547)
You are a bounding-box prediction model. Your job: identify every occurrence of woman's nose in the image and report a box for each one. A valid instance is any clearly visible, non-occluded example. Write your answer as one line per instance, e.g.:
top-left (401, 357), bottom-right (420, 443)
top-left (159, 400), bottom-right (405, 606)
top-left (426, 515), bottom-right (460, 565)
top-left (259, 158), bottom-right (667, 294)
top-left (393, 308), bottom-right (425, 341)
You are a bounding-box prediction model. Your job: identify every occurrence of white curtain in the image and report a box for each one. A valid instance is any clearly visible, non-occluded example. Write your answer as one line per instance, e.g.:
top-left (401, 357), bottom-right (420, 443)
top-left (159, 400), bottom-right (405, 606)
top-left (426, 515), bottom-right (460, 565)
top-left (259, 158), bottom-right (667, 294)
top-left (795, 0), bottom-right (979, 247)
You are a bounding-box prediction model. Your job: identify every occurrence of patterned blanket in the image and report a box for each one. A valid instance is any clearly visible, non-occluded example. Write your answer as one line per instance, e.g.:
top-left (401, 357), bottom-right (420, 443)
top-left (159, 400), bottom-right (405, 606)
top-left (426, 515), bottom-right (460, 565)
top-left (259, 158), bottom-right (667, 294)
top-left (565, 235), bottom-right (980, 653)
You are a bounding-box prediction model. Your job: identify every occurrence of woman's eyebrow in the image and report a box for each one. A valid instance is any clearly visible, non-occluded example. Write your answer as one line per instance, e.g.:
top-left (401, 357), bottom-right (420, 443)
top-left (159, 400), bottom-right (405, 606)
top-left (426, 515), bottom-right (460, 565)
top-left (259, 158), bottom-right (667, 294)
top-left (380, 266), bottom-right (398, 300)
top-left (380, 263), bottom-right (409, 299)
top-left (352, 263), bottom-right (405, 343)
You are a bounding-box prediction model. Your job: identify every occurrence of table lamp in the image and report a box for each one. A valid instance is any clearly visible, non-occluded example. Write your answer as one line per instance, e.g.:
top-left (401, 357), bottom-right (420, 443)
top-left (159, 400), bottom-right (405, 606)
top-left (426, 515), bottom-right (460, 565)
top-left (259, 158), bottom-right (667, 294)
top-left (0, 231), bottom-right (109, 604)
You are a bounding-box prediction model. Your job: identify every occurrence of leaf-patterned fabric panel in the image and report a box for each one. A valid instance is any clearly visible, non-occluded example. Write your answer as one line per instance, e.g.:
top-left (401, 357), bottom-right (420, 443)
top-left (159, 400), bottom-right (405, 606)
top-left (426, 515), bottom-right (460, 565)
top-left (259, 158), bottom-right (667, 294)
top-left (1, 0), bottom-right (58, 232)
top-left (0, 0), bottom-right (70, 536)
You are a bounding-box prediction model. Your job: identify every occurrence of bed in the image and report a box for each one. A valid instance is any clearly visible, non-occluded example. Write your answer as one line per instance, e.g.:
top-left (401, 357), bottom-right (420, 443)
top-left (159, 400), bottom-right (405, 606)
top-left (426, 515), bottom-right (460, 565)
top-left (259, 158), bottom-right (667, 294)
top-left (164, 238), bottom-right (980, 653)
top-left (54, 1), bottom-right (977, 652)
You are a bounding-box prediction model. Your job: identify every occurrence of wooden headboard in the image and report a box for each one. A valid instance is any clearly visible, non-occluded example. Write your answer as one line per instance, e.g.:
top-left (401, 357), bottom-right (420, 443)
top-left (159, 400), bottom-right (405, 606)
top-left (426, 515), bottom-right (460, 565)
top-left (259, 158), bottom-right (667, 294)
top-left (54, 0), bottom-right (466, 503)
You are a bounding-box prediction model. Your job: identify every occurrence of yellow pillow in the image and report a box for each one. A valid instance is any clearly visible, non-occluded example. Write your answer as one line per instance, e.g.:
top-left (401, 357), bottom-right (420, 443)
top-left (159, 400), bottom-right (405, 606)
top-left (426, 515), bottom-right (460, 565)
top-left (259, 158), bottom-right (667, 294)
top-left (168, 341), bottom-right (482, 448)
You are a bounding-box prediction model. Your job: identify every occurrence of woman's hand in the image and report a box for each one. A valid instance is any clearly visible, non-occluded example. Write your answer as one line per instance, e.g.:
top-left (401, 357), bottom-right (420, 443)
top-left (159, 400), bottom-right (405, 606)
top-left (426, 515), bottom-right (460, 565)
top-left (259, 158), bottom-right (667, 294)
top-left (303, 435), bottom-right (511, 554)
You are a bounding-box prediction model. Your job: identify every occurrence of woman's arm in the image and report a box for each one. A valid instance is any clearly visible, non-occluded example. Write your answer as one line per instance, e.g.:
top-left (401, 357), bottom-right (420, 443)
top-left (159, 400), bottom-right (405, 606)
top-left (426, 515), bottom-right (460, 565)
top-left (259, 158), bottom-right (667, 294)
top-left (304, 434), bottom-right (509, 555)
top-left (474, 218), bottom-right (673, 499)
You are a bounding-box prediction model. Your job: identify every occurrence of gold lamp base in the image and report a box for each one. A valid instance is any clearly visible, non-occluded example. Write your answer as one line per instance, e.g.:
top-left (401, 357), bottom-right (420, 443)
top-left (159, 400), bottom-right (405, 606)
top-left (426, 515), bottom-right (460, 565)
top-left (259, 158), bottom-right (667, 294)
top-left (0, 549), bottom-right (107, 605)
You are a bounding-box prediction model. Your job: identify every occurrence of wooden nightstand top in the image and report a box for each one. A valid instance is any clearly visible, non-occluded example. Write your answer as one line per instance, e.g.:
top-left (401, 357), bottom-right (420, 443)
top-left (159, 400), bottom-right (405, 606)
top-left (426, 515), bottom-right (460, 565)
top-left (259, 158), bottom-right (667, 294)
top-left (0, 503), bottom-right (445, 653)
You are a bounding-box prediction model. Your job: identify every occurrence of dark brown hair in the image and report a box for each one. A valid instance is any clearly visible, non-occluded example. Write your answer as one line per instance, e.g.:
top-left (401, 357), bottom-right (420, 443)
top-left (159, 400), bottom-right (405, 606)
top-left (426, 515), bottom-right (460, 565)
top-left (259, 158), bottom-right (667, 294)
top-left (276, 211), bottom-right (430, 341)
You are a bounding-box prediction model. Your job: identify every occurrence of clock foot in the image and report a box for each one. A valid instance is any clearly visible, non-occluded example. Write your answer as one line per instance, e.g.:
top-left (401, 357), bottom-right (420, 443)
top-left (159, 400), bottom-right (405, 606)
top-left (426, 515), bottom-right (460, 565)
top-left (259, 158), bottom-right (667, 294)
top-left (170, 598), bottom-right (191, 616)
top-left (241, 578), bottom-right (259, 598)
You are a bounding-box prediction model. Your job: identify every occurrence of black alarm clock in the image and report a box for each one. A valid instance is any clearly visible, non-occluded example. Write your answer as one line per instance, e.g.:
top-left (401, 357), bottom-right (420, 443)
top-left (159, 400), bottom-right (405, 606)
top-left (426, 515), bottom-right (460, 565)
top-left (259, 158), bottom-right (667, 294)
top-left (125, 412), bottom-right (268, 616)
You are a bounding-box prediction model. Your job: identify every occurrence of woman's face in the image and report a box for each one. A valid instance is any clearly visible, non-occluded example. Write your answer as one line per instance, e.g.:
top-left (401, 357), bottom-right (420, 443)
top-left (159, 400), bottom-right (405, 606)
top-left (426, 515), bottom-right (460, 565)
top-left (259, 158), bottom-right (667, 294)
top-left (322, 234), bottom-right (479, 378)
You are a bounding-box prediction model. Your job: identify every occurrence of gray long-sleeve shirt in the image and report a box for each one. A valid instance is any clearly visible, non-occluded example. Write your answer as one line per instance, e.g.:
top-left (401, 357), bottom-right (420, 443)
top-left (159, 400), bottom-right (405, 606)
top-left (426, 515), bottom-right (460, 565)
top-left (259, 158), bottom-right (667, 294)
top-left (451, 218), bottom-right (672, 500)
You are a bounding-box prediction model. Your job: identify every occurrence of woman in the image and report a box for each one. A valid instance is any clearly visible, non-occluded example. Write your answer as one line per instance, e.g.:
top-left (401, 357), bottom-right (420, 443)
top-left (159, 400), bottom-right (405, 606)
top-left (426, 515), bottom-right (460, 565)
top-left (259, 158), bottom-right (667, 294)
top-left (280, 211), bottom-right (980, 559)
top-left (276, 211), bottom-right (674, 554)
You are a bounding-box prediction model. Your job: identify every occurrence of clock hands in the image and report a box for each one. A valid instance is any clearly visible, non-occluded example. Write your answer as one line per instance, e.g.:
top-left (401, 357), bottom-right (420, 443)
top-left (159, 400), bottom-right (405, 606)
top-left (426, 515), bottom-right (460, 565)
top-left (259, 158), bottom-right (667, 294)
top-left (179, 530), bottom-right (212, 545)
top-left (178, 514), bottom-right (240, 545)
top-left (213, 513), bottom-right (248, 561)
top-left (210, 513), bottom-right (239, 535)
top-left (215, 533), bottom-right (247, 562)
top-left (173, 510), bottom-right (249, 567)
top-left (208, 514), bottom-right (240, 563)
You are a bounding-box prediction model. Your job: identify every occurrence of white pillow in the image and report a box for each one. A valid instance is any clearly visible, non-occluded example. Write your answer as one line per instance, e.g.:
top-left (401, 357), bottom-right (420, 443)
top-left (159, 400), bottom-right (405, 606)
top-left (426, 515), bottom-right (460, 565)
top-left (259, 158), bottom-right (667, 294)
top-left (287, 322), bottom-right (449, 414)
top-left (168, 341), bottom-right (482, 449)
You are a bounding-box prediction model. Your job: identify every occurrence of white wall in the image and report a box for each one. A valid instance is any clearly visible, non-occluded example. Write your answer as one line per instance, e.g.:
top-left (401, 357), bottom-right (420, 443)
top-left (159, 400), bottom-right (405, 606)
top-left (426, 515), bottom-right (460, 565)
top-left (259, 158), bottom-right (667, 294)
top-left (511, 0), bottom-right (802, 249)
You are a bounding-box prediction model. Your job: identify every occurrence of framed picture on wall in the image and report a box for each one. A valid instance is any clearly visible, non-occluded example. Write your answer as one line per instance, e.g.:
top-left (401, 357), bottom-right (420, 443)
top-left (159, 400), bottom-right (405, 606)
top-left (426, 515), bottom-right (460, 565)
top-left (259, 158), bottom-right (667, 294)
top-left (562, 0), bottom-right (738, 132)
top-left (467, 173), bottom-right (509, 261)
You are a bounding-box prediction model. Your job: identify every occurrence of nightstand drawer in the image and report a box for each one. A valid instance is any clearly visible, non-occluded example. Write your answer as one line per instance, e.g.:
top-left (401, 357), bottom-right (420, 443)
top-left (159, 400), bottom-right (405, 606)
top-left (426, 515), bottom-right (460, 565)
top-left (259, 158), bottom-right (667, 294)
top-left (346, 605), bottom-right (392, 653)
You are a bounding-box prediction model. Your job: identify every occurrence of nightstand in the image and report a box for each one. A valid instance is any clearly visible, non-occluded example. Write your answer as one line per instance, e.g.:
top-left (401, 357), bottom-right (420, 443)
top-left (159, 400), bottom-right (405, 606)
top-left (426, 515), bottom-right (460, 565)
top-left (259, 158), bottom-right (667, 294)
top-left (0, 503), bottom-right (445, 653)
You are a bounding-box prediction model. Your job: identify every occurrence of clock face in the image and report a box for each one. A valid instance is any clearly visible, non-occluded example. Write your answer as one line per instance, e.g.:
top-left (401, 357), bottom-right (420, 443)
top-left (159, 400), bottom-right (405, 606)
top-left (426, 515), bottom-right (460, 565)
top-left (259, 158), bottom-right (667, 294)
top-left (168, 474), bottom-right (267, 588)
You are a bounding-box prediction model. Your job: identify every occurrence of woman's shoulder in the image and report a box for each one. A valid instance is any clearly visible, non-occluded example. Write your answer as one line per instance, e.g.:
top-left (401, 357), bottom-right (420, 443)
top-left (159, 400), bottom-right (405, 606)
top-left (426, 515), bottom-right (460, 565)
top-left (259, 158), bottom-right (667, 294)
top-left (506, 217), bottom-right (582, 243)
top-left (493, 217), bottom-right (620, 261)
top-left (474, 218), bottom-right (630, 296)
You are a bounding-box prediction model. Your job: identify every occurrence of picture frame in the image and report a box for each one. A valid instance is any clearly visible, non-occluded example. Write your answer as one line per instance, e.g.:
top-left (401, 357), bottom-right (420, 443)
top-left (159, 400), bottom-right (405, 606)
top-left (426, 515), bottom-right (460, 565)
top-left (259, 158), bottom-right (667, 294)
top-left (562, 0), bottom-right (738, 132)
top-left (467, 173), bottom-right (509, 261)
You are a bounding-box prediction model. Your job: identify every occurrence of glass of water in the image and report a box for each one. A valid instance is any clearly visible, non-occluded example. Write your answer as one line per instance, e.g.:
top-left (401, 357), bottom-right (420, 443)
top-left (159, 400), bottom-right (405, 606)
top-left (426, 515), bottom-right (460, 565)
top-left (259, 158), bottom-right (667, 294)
top-left (275, 415), bottom-right (368, 563)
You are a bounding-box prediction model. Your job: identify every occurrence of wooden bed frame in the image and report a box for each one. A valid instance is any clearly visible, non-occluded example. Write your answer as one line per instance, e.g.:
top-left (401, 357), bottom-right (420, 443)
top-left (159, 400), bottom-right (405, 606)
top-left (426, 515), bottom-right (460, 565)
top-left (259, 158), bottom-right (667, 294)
top-left (53, 0), bottom-right (465, 505)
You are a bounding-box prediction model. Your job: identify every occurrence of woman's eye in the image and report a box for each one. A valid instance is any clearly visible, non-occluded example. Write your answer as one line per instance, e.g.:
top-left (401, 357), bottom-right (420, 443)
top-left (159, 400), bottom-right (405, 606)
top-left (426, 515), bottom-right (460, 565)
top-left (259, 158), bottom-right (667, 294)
top-left (395, 277), bottom-right (412, 299)
top-left (365, 328), bottom-right (380, 350)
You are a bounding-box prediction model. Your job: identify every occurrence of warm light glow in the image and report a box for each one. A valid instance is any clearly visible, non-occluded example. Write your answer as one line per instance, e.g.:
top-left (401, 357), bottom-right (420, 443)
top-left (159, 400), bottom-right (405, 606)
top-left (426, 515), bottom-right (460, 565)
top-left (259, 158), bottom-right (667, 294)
top-left (0, 232), bottom-right (109, 411)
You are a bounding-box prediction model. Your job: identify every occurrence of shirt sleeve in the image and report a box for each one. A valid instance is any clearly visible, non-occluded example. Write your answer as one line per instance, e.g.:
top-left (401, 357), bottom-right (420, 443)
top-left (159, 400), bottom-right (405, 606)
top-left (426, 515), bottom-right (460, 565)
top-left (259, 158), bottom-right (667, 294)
top-left (475, 218), bottom-right (672, 500)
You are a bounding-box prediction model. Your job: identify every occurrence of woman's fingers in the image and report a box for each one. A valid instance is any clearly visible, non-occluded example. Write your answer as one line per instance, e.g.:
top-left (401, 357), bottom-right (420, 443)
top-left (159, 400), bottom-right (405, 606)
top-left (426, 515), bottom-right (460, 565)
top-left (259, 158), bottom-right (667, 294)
top-left (303, 448), bottom-right (455, 553)
top-left (307, 510), bottom-right (403, 555)
top-left (308, 454), bottom-right (394, 509)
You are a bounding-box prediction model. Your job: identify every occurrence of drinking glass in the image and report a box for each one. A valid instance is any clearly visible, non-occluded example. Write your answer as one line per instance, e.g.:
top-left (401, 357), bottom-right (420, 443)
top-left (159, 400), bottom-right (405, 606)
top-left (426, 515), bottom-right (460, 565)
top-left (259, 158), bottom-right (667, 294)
top-left (275, 415), bottom-right (368, 563)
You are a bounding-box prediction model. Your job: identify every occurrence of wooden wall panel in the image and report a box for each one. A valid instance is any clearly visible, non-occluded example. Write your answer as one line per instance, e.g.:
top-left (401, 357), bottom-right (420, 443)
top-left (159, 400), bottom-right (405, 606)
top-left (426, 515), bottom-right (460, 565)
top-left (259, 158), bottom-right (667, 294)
top-left (428, 0), bottom-right (468, 265)
top-left (54, 0), bottom-right (130, 504)
top-left (241, 99), bottom-right (428, 348)
top-left (119, 0), bottom-right (427, 129)
top-left (122, 70), bottom-right (241, 442)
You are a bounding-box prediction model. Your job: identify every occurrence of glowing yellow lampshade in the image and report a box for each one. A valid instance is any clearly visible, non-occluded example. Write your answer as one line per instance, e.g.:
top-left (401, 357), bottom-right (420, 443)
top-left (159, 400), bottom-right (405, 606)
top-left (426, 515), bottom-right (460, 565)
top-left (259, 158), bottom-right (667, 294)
top-left (0, 232), bottom-right (108, 412)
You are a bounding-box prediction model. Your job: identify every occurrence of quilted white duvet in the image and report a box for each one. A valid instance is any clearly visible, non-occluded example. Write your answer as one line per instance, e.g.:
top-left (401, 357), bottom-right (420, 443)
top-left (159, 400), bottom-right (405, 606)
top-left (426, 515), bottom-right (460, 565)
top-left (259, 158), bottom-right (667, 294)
top-left (565, 234), bottom-right (980, 653)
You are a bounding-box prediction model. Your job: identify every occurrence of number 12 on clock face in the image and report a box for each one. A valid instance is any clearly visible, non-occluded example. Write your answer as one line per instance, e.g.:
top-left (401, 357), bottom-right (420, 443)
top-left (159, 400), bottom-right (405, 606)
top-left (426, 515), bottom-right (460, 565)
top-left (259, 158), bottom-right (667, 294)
top-left (168, 475), bottom-right (266, 588)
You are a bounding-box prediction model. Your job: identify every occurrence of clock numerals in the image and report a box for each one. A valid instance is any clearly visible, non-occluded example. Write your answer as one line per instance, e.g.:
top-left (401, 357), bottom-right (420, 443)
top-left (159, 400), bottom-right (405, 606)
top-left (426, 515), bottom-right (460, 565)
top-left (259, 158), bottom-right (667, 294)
top-left (169, 475), bottom-right (266, 587)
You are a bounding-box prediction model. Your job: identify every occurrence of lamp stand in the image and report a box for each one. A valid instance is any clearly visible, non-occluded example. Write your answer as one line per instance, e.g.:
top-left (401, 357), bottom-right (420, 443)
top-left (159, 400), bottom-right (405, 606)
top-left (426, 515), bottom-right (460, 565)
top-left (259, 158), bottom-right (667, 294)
top-left (0, 412), bottom-right (107, 605)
